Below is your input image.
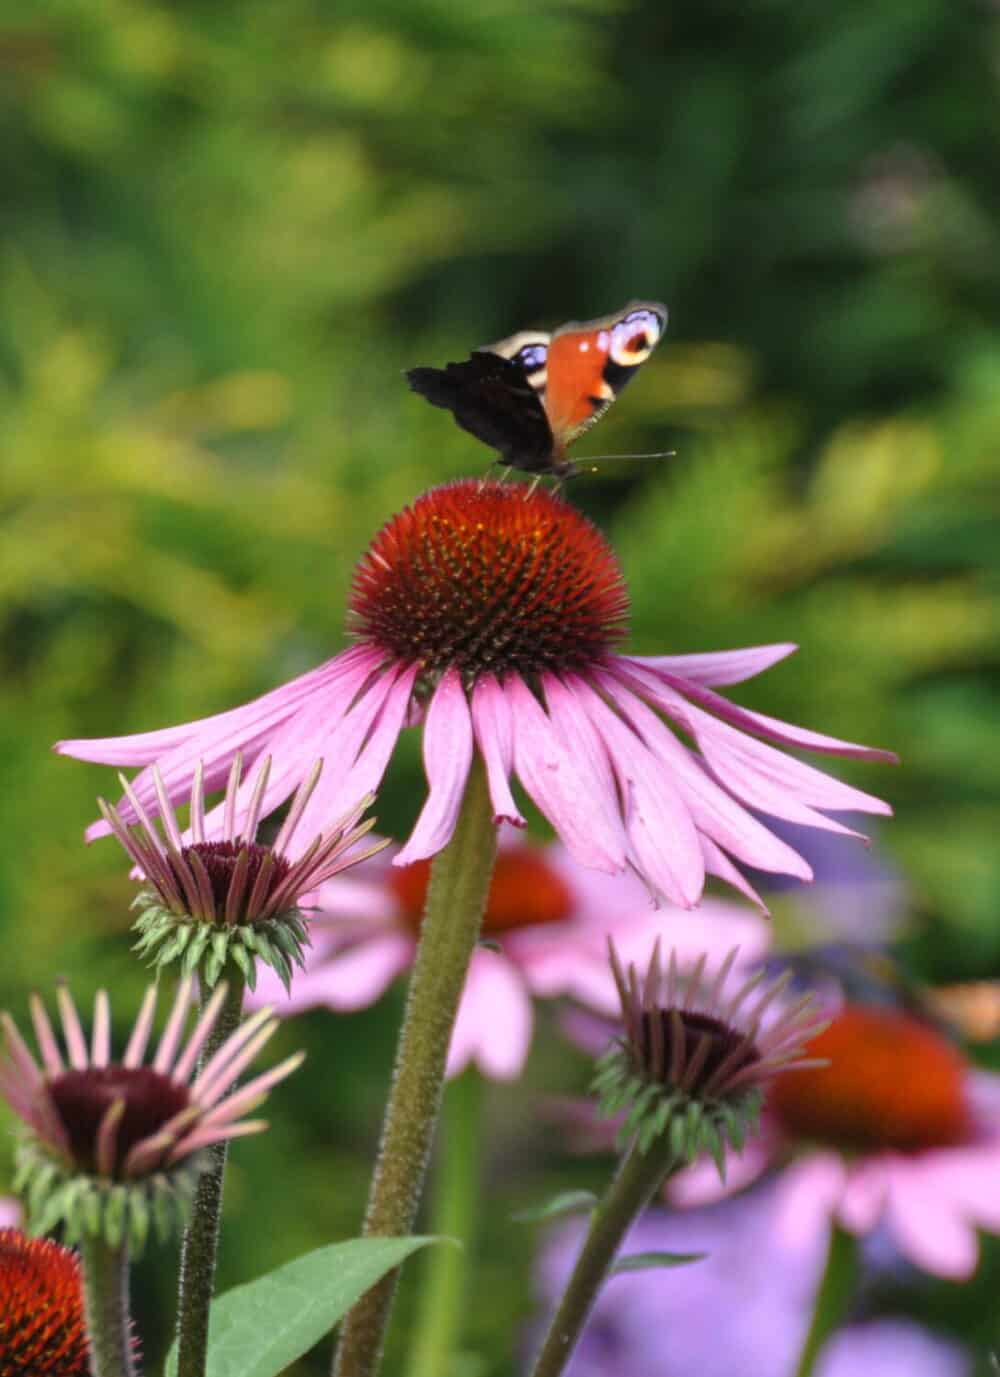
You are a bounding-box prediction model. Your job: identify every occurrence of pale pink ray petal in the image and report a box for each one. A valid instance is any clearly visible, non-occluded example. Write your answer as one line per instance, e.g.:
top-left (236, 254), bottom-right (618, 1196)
top-left (471, 674), bottom-right (526, 827)
top-left (152, 978), bottom-right (196, 1074)
top-left (185, 656), bottom-right (387, 850)
top-left (171, 982), bottom-right (231, 1083)
top-left (446, 951), bottom-right (533, 1081)
top-left (168, 1120), bottom-right (268, 1161)
top-left (91, 992), bottom-right (111, 1068)
top-left (772, 1151), bottom-right (848, 1249)
top-left (515, 941), bottom-right (619, 1014)
top-left (700, 837), bottom-right (770, 911)
top-left (923, 1143), bottom-right (1000, 1231)
top-left (0, 1199), bottom-right (21, 1227)
top-left (196, 1052), bottom-right (306, 1129)
top-left (56, 987), bottom-right (89, 1070)
top-left (95, 1100), bottom-right (124, 1177)
top-left (621, 643), bottom-right (798, 687)
top-left (122, 986), bottom-right (159, 1067)
top-left (0, 1014), bottom-right (44, 1089)
top-left (250, 933), bottom-right (415, 1016)
top-left (601, 668), bottom-right (815, 879)
top-left (191, 1007), bottom-right (274, 1096)
top-left (193, 1016), bottom-right (278, 1104)
top-left (541, 674), bottom-right (624, 832)
top-left (57, 649), bottom-right (368, 765)
top-left (572, 681), bottom-right (703, 906)
top-left (83, 647), bottom-right (382, 842)
top-left (633, 661), bottom-right (898, 764)
top-left (504, 677), bottom-right (627, 875)
top-left (836, 1159), bottom-right (889, 1233)
top-left (395, 668), bottom-right (475, 866)
top-left (291, 663), bottom-right (418, 851)
top-left (29, 995), bottom-right (65, 1075)
top-left (884, 1162), bottom-right (980, 1278)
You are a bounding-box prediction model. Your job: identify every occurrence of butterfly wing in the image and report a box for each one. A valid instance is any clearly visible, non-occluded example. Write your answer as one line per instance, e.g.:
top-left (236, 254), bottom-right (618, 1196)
top-left (543, 301), bottom-right (667, 448)
top-left (406, 332), bottom-right (555, 472)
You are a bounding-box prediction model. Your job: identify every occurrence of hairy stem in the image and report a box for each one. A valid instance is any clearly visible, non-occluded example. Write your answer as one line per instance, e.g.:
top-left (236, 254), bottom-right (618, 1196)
top-left (529, 1137), bottom-right (678, 1377)
top-left (175, 971), bottom-right (246, 1377)
top-left (79, 1232), bottom-right (136, 1377)
top-left (332, 759), bottom-right (497, 1377)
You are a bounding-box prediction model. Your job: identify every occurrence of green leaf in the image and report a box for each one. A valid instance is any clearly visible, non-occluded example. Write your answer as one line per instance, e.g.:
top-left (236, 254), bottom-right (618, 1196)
top-left (609, 1250), bottom-right (707, 1275)
top-left (512, 1190), bottom-right (598, 1224)
top-left (164, 1236), bottom-right (443, 1377)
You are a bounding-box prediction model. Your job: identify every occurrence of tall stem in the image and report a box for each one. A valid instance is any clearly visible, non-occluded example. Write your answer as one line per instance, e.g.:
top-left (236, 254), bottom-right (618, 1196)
top-left (793, 1223), bottom-right (858, 1377)
top-left (175, 970), bottom-right (246, 1377)
top-left (79, 1232), bottom-right (136, 1377)
top-left (332, 759), bottom-right (497, 1377)
top-left (405, 1070), bottom-right (484, 1377)
top-left (529, 1138), bottom-right (678, 1377)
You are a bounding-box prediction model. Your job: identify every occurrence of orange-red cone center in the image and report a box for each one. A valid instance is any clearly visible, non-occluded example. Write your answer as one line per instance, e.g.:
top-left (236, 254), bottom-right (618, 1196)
top-left (769, 1004), bottom-right (971, 1153)
top-left (390, 845), bottom-right (575, 936)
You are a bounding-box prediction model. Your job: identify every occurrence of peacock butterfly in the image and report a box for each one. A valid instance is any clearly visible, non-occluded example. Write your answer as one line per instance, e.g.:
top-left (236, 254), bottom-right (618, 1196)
top-left (406, 301), bottom-right (668, 477)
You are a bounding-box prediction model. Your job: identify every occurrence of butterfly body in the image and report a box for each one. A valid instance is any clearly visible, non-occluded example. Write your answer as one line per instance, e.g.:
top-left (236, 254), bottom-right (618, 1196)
top-left (406, 301), bottom-right (667, 476)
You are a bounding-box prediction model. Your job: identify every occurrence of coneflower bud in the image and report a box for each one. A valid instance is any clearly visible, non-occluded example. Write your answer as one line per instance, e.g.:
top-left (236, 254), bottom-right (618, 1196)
top-left (100, 753), bottom-right (383, 989)
top-left (593, 941), bottom-right (828, 1175)
top-left (1, 980), bottom-right (302, 1252)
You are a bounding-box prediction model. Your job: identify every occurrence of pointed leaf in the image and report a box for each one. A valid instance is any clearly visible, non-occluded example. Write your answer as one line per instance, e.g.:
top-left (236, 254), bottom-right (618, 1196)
top-left (610, 1250), bottom-right (707, 1275)
top-left (164, 1236), bottom-right (444, 1377)
top-left (512, 1190), bottom-right (599, 1224)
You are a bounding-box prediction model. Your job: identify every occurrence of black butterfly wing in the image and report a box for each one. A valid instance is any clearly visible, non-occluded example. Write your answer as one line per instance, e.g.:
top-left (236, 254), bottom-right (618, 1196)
top-left (406, 351), bottom-right (555, 473)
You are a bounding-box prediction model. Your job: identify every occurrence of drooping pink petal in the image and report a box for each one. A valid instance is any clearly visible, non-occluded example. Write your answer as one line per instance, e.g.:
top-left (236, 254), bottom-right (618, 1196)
top-left (668, 1133), bottom-right (773, 1207)
top-left (57, 648), bottom-right (370, 766)
top-left (470, 674), bottom-right (526, 827)
top-left (395, 668), bottom-right (475, 866)
top-left (772, 1152), bottom-right (848, 1250)
top-left (884, 1161), bottom-right (980, 1279)
top-left (621, 642), bottom-right (798, 687)
top-left (83, 646), bottom-right (383, 842)
top-left (602, 668), bottom-right (815, 880)
top-left (924, 1142), bottom-right (1000, 1232)
top-left (836, 1159), bottom-right (889, 1233)
top-left (700, 837), bottom-right (769, 912)
top-left (633, 660), bottom-right (899, 764)
top-left (571, 679), bottom-right (704, 906)
top-left (291, 662), bottom-right (418, 851)
top-left (446, 950), bottom-right (533, 1081)
top-left (505, 677), bottom-right (627, 875)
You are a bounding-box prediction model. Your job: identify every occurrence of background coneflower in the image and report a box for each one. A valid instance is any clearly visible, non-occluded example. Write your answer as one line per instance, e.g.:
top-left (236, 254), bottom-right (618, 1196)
top-left (0, 1228), bottom-right (90, 1377)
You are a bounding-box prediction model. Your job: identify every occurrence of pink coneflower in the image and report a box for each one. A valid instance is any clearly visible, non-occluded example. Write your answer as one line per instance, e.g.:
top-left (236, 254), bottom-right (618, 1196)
top-left (0, 1228), bottom-right (90, 1376)
top-left (57, 481), bottom-right (894, 908)
top-left (0, 980), bottom-right (302, 1249)
top-left (668, 1002), bottom-right (1000, 1280)
top-left (100, 753), bottom-right (381, 988)
top-left (249, 840), bottom-right (768, 1080)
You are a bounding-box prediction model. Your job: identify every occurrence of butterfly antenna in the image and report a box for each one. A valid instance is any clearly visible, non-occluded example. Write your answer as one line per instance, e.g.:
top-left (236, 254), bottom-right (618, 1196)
top-left (576, 450), bottom-right (677, 476)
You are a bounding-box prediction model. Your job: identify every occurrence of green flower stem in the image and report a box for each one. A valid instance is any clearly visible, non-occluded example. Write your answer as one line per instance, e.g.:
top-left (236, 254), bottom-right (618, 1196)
top-left (405, 1069), bottom-right (484, 1377)
top-left (332, 759), bottom-right (497, 1377)
top-left (793, 1223), bottom-right (858, 1377)
top-left (175, 969), bottom-right (247, 1377)
top-left (79, 1232), bottom-right (136, 1377)
top-left (529, 1137), bottom-right (679, 1377)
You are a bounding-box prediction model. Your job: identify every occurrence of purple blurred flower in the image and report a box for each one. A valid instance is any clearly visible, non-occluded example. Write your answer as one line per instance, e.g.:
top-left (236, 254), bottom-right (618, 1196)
top-left (58, 481), bottom-right (894, 910)
top-left (533, 1183), bottom-right (971, 1377)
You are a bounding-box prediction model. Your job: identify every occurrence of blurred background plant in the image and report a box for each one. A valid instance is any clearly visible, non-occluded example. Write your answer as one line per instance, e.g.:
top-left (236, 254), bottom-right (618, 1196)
top-left (1, 0), bottom-right (998, 1372)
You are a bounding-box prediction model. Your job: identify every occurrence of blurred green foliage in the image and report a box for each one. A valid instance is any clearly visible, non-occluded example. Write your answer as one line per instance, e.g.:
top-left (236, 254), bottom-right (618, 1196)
top-left (1, 0), bottom-right (999, 1373)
